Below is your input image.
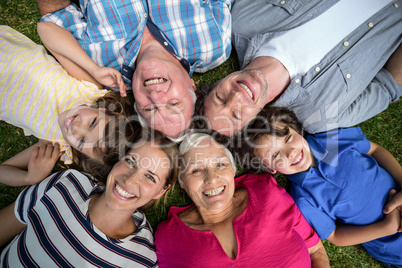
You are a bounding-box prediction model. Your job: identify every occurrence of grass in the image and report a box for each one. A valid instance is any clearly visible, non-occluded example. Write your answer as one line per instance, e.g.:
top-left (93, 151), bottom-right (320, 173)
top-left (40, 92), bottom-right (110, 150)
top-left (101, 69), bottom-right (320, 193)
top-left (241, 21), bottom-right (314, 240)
top-left (0, 1), bottom-right (400, 267)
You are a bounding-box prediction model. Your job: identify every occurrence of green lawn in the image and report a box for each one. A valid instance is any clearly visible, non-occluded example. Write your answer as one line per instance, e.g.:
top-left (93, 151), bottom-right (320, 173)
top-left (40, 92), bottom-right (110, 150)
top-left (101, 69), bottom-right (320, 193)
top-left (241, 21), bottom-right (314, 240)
top-left (1, 1), bottom-right (401, 267)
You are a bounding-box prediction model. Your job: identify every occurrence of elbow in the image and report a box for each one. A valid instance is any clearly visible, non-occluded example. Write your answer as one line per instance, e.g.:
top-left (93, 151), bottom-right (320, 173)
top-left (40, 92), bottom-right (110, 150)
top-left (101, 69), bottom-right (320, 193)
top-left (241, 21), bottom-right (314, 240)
top-left (325, 236), bottom-right (352, 247)
top-left (37, 21), bottom-right (47, 38)
top-left (37, 21), bottom-right (54, 44)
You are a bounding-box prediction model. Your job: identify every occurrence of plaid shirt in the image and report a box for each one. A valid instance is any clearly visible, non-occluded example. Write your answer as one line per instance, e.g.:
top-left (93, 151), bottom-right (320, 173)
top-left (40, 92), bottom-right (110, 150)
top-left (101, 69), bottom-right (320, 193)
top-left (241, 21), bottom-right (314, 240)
top-left (41, 0), bottom-right (233, 84)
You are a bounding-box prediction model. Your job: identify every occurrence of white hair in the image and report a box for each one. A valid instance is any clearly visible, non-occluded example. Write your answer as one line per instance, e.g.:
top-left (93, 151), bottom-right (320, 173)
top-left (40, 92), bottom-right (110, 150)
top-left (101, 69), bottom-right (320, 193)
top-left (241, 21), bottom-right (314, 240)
top-left (178, 133), bottom-right (236, 183)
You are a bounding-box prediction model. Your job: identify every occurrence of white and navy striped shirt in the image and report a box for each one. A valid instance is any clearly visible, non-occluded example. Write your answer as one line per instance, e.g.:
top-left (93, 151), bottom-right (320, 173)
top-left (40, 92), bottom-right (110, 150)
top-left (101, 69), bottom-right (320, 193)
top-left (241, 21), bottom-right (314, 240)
top-left (1, 170), bottom-right (157, 267)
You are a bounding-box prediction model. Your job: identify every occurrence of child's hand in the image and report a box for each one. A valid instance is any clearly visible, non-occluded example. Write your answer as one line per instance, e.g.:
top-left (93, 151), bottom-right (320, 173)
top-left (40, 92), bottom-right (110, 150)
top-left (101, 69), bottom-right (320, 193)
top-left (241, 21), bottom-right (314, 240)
top-left (92, 66), bottom-right (127, 96)
top-left (381, 189), bottom-right (401, 234)
top-left (383, 189), bottom-right (402, 232)
top-left (26, 143), bottom-right (61, 185)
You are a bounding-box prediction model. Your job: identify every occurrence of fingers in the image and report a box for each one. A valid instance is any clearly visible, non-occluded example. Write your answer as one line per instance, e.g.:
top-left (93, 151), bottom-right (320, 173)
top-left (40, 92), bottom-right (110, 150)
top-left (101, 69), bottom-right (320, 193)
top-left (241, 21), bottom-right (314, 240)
top-left (383, 189), bottom-right (399, 214)
top-left (51, 143), bottom-right (61, 160)
top-left (116, 72), bottom-right (127, 97)
top-left (31, 146), bottom-right (40, 158)
top-left (34, 143), bottom-right (61, 160)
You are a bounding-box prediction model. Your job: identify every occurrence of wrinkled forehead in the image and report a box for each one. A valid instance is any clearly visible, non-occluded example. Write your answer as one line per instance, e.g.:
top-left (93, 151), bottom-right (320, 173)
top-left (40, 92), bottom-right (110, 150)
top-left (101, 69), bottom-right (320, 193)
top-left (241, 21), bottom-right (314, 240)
top-left (182, 139), bottom-right (230, 163)
top-left (203, 108), bottom-right (246, 136)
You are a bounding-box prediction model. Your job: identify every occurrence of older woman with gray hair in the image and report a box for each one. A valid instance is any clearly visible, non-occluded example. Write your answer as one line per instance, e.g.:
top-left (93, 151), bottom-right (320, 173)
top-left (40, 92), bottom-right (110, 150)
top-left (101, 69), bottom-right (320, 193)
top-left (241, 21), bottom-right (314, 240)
top-left (155, 133), bottom-right (330, 267)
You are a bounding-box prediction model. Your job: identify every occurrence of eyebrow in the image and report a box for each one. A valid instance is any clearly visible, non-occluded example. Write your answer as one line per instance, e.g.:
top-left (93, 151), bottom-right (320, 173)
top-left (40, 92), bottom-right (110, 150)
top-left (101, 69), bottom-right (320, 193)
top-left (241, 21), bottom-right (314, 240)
top-left (147, 170), bottom-right (161, 181)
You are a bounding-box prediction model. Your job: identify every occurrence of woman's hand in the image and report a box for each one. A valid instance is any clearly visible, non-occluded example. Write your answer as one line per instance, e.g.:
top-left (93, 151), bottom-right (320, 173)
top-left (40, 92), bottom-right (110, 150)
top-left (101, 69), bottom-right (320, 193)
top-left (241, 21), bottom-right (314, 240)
top-left (91, 66), bottom-right (127, 96)
top-left (26, 143), bottom-right (61, 185)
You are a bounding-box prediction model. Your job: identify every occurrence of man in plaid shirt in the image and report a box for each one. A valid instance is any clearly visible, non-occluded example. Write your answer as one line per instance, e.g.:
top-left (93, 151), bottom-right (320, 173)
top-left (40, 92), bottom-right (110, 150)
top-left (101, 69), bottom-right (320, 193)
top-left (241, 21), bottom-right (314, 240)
top-left (36, 0), bottom-right (233, 139)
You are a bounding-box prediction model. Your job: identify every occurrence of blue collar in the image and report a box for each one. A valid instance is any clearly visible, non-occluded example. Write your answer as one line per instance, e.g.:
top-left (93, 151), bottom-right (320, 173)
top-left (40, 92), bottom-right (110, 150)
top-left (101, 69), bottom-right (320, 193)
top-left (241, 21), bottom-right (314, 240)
top-left (288, 132), bottom-right (346, 189)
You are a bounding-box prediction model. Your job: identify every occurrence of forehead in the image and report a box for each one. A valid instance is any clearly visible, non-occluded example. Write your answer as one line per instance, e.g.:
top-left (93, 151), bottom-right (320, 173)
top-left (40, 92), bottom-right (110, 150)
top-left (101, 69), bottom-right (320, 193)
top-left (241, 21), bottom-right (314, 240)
top-left (147, 111), bottom-right (192, 137)
top-left (253, 134), bottom-right (282, 155)
top-left (183, 139), bottom-right (227, 161)
top-left (128, 142), bottom-right (170, 176)
top-left (129, 142), bottom-right (166, 158)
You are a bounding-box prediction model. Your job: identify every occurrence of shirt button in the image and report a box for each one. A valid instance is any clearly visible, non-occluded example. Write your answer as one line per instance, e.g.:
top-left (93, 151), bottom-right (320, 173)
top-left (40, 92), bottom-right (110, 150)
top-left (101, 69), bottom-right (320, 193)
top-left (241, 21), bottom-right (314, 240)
top-left (343, 41), bottom-right (349, 47)
top-left (144, 13), bottom-right (147, 18)
top-left (280, 0), bottom-right (286, 4)
top-left (164, 41), bottom-right (168, 46)
top-left (346, 73), bottom-right (351, 79)
top-left (315, 66), bottom-right (320, 72)
top-left (394, 3), bottom-right (399, 8)
top-left (295, 78), bottom-right (300, 84)
top-left (368, 22), bottom-right (374, 28)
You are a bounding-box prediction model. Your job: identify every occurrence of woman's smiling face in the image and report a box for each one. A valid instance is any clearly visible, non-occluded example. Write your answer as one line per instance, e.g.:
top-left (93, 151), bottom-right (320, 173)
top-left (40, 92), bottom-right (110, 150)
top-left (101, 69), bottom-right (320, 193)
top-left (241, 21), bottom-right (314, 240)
top-left (179, 138), bottom-right (236, 211)
top-left (104, 141), bottom-right (171, 212)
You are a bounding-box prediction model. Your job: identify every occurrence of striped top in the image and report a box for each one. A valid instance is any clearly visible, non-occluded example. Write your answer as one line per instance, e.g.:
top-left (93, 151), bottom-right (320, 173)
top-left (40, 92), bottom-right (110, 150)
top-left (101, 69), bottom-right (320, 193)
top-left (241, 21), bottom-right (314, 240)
top-left (0, 26), bottom-right (108, 164)
top-left (1, 169), bottom-right (157, 267)
top-left (41, 0), bottom-right (233, 85)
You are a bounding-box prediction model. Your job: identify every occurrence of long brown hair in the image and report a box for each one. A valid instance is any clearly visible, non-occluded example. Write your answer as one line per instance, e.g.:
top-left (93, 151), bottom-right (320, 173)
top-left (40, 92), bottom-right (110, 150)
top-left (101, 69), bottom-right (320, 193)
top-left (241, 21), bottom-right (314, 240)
top-left (71, 91), bottom-right (138, 181)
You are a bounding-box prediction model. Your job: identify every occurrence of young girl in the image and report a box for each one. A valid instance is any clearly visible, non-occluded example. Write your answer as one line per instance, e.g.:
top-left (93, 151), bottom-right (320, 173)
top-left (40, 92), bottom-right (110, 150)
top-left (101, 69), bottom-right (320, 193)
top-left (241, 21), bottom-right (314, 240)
top-left (240, 106), bottom-right (402, 267)
top-left (0, 131), bottom-right (179, 267)
top-left (0, 26), bottom-right (134, 186)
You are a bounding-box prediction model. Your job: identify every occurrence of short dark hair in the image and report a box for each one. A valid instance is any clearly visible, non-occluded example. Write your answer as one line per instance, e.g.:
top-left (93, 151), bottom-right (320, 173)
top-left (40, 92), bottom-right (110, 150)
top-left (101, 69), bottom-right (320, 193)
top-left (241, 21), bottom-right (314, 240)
top-left (237, 106), bottom-right (304, 173)
top-left (190, 82), bottom-right (216, 130)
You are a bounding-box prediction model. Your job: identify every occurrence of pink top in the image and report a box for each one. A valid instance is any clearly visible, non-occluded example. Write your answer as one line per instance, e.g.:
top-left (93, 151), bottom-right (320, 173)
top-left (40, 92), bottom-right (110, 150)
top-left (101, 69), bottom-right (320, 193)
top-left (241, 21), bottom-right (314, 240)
top-left (155, 174), bottom-right (320, 267)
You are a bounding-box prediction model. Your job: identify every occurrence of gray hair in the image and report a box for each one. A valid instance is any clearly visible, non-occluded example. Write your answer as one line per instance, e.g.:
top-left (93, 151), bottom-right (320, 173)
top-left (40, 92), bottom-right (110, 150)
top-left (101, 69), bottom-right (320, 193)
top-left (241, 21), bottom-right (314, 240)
top-left (178, 133), bottom-right (236, 183)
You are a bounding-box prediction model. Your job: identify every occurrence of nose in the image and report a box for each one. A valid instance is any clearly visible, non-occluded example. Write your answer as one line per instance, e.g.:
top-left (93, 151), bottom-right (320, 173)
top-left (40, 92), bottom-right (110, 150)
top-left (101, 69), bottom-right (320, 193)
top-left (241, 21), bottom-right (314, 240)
top-left (204, 169), bottom-right (219, 184)
top-left (125, 171), bottom-right (140, 186)
top-left (286, 147), bottom-right (296, 159)
top-left (227, 91), bottom-right (242, 106)
top-left (71, 119), bottom-right (85, 138)
top-left (148, 90), bottom-right (168, 103)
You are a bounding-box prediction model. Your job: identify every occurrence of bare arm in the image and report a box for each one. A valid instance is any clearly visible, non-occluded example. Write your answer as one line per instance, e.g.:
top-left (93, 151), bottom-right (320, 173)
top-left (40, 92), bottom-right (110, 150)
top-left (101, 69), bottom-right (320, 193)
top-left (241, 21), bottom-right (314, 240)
top-left (385, 42), bottom-right (402, 85)
top-left (0, 141), bottom-right (60, 186)
top-left (309, 240), bottom-right (330, 268)
top-left (0, 202), bottom-right (26, 248)
top-left (368, 141), bottom-right (402, 186)
top-left (37, 22), bottom-right (127, 95)
top-left (367, 141), bottom-right (402, 231)
top-left (326, 190), bottom-right (400, 246)
top-left (36, 0), bottom-right (71, 16)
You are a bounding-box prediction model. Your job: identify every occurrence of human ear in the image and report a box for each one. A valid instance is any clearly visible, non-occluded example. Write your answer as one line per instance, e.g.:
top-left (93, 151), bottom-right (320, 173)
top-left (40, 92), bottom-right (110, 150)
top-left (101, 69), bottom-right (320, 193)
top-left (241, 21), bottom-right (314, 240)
top-left (153, 184), bottom-right (171, 200)
top-left (266, 167), bottom-right (277, 174)
top-left (190, 79), bottom-right (196, 91)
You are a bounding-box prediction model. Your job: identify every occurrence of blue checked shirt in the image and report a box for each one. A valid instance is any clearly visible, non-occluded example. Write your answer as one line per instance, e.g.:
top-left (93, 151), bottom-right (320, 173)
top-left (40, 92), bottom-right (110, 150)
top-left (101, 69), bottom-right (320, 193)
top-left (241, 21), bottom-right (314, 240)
top-left (41, 0), bottom-right (233, 84)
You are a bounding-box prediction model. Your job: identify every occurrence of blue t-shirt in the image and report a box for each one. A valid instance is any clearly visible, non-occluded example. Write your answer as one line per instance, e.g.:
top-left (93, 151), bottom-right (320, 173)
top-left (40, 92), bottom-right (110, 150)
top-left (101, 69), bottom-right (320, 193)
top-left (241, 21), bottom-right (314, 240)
top-left (288, 127), bottom-right (402, 265)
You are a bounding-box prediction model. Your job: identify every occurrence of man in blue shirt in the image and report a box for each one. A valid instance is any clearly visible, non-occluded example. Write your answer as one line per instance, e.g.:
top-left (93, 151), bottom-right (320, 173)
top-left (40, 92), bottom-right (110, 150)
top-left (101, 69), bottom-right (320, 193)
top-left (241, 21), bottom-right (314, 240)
top-left (199, 0), bottom-right (402, 136)
top-left (36, 0), bottom-right (233, 139)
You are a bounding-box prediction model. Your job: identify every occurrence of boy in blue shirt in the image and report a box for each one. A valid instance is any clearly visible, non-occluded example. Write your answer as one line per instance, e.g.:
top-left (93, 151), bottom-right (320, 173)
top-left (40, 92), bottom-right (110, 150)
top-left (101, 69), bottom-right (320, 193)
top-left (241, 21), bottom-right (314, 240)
top-left (240, 106), bottom-right (402, 266)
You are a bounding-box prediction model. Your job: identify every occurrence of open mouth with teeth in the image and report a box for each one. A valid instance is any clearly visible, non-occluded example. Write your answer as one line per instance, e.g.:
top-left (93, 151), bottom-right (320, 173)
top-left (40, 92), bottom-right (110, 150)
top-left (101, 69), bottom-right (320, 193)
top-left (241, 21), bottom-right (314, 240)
top-left (203, 186), bottom-right (225, 197)
top-left (291, 150), bottom-right (303, 166)
top-left (144, 78), bottom-right (167, 86)
top-left (238, 82), bottom-right (254, 100)
top-left (64, 114), bottom-right (77, 132)
top-left (115, 182), bottom-right (136, 199)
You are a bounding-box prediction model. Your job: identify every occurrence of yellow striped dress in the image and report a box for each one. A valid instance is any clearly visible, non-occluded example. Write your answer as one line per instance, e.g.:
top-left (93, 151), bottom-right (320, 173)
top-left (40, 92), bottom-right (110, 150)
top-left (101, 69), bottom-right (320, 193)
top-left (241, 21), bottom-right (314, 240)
top-left (0, 26), bottom-right (108, 164)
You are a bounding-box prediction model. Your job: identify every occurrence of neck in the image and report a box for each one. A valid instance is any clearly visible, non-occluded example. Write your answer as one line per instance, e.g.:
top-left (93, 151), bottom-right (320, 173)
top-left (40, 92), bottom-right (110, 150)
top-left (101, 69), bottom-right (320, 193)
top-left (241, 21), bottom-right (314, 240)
top-left (196, 188), bottom-right (248, 225)
top-left (136, 26), bottom-right (178, 64)
top-left (245, 56), bottom-right (291, 103)
top-left (89, 193), bottom-right (137, 239)
top-left (197, 200), bottom-right (236, 224)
